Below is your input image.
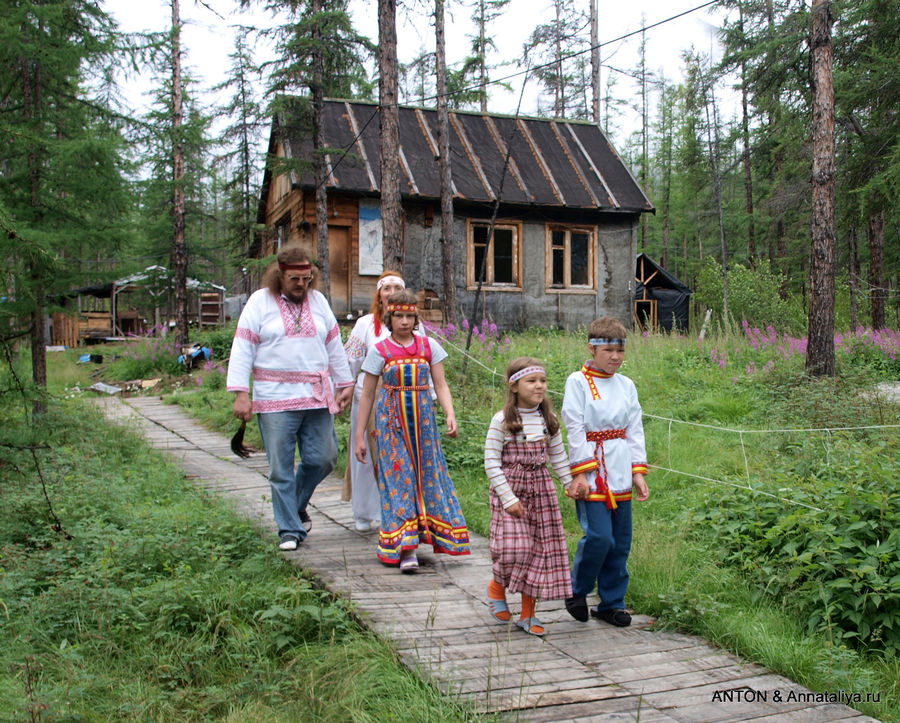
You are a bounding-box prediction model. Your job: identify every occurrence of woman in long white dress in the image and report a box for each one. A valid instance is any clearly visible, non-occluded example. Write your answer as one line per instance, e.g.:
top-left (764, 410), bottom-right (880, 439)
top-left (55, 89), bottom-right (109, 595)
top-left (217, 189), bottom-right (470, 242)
top-left (343, 271), bottom-right (425, 531)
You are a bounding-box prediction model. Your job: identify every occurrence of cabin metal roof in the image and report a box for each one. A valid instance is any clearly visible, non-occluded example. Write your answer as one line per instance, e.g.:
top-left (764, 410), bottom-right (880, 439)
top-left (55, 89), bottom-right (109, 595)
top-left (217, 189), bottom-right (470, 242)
top-left (272, 99), bottom-right (653, 214)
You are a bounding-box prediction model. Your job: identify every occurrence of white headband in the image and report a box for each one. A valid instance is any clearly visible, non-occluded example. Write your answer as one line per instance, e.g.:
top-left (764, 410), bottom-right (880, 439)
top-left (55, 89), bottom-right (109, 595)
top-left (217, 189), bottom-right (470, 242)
top-left (509, 365), bottom-right (545, 383)
top-left (589, 338), bottom-right (626, 346)
top-left (377, 275), bottom-right (405, 290)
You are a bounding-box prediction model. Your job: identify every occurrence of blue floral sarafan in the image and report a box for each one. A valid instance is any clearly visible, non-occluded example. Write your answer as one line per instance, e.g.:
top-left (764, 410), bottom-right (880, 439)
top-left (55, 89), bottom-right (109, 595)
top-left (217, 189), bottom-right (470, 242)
top-left (371, 336), bottom-right (470, 564)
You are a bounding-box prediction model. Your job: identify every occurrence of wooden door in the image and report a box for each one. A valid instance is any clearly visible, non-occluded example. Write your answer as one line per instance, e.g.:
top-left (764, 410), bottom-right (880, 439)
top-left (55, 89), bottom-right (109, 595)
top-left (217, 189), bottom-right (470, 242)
top-left (328, 226), bottom-right (351, 317)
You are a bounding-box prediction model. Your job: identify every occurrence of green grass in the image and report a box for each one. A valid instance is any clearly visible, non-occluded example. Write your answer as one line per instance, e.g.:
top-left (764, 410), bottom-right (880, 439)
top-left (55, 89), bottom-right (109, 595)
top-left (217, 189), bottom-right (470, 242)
top-left (22, 325), bottom-right (900, 722)
top-left (444, 328), bottom-right (900, 722)
top-left (0, 393), bottom-right (492, 721)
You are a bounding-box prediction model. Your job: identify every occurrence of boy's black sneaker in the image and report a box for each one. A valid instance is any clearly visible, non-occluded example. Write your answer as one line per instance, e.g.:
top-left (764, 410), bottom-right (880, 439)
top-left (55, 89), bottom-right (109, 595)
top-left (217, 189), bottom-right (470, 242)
top-left (591, 607), bottom-right (631, 627)
top-left (565, 595), bottom-right (589, 622)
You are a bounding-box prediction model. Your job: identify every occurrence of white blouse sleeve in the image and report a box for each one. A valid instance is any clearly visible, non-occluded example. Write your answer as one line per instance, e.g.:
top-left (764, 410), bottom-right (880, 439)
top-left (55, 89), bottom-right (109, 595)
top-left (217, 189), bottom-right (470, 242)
top-left (344, 316), bottom-right (370, 378)
top-left (484, 413), bottom-right (518, 509)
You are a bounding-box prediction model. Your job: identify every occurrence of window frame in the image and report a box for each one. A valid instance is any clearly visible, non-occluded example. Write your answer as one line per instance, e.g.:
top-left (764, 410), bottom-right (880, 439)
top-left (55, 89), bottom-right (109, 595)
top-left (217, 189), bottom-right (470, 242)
top-left (544, 224), bottom-right (597, 292)
top-left (275, 212), bottom-right (291, 251)
top-left (466, 219), bottom-right (523, 291)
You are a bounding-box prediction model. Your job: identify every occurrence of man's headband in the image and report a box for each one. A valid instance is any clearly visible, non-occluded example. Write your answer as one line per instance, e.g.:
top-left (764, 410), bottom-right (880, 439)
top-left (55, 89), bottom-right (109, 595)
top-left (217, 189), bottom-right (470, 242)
top-left (279, 262), bottom-right (312, 273)
top-left (377, 275), bottom-right (405, 290)
top-left (589, 338), bottom-right (626, 347)
top-left (509, 365), bottom-right (545, 383)
top-left (386, 303), bottom-right (417, 313)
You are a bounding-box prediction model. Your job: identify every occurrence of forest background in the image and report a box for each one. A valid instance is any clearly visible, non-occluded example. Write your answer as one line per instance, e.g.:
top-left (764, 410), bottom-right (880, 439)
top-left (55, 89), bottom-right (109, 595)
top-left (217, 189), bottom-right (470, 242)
top-left (1, 0), bottom-right (896, 350)
top-left (1, 0), bottom-right (899, 718)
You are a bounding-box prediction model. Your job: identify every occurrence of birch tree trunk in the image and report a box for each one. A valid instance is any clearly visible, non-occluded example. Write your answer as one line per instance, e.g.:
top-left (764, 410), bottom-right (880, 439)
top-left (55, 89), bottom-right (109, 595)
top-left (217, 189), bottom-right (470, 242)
top-left (590, 0), bottom-right (600, 123)
top-left (638, 24), bottom-right (648, 252)
top-left (805, 0), bottom-right (836, 377)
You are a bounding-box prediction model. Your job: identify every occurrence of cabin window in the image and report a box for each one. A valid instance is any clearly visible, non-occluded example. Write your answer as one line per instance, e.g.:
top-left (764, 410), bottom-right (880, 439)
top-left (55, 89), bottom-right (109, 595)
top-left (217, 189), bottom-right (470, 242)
top-left (467, 221), bottom-right (522, 290)
top-left (545, 225), bottom-right (595, 290)
top-left (275, 213), bottom-right (291, 251)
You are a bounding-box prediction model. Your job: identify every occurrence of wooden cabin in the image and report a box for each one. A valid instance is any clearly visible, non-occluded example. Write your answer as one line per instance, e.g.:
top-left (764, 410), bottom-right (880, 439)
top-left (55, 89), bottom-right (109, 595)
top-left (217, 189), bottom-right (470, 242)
top-left (254, 99), bottom-right (653, 330)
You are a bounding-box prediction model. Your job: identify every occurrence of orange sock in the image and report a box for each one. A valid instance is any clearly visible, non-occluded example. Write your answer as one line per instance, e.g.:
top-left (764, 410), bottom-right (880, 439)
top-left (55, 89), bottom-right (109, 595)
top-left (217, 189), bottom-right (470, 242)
top-left (519, 594), bottom-right (544, 635)
top-left (488, 580), bottom-right (510, 621)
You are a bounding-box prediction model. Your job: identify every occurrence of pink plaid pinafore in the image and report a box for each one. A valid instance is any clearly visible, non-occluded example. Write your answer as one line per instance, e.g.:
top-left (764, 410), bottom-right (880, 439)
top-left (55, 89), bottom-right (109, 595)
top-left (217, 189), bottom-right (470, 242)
top-left (489, 436), bottom-right (572, 600)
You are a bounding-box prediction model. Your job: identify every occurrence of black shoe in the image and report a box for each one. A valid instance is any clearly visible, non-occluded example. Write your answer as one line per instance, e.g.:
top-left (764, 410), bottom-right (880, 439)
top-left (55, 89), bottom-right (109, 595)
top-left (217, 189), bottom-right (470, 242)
top-left (565, 595), bottom-right (589, 622)
top-left (591, 607), bottom-right (631, 627)
top-left (299, 508), bottom-right (312, 533)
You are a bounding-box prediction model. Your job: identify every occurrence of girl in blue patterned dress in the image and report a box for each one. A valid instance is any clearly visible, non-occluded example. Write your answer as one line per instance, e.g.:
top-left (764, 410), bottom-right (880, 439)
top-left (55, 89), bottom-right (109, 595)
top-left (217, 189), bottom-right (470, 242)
top-left (354, 290), bottom-right (470, 572)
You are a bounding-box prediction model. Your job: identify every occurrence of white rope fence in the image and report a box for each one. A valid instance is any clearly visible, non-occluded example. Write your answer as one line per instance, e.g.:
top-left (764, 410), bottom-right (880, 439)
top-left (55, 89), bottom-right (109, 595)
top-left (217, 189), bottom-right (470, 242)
top-left (430, 326), bottom-right (900, 513)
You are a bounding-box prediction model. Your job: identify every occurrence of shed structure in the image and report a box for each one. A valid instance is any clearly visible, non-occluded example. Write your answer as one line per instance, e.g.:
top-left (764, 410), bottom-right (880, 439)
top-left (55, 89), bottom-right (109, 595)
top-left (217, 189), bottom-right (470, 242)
top-left (633, 252), bottom-right (692, 332)
top-left (255, 99), bottom-right (654, 330)
top-left (52, 266), bottom-right (225, 347)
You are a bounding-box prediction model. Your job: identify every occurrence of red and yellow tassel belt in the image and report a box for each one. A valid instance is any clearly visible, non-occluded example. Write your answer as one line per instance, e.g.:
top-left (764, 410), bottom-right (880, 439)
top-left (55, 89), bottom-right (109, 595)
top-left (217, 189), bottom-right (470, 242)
top-left (586, 428), bottom-right (626, 510)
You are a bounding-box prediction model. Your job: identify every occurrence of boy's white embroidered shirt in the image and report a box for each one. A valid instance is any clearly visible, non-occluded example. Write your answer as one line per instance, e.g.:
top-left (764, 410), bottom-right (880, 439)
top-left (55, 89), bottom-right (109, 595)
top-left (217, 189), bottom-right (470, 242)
top-left (561, 370), bottom-right (647, 493)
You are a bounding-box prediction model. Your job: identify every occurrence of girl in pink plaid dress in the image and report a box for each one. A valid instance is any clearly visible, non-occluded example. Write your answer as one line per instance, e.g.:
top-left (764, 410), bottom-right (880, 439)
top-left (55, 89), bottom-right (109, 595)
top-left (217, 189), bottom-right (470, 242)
top-left (484, 357), bottom-right (573, 636)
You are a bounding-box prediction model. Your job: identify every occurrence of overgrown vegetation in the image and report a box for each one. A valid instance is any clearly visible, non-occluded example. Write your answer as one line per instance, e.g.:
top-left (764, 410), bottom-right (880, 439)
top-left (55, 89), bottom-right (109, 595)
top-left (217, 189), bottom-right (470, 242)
top-left (694, 258), bottom-right (807, 333)
top-left (434, 324), bottom-right (900, 721)
top-left (171, 320), bottom-right (899, 722)
top-left (0, 359), bottom-right (489, 721)
top-left (8, 321), bottom-right (900, 721)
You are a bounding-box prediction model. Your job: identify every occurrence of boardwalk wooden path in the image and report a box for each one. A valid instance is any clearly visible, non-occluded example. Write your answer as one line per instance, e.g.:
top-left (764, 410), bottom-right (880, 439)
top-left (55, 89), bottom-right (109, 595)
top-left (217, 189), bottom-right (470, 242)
top-left (96, 395), bottom-right (879, 723)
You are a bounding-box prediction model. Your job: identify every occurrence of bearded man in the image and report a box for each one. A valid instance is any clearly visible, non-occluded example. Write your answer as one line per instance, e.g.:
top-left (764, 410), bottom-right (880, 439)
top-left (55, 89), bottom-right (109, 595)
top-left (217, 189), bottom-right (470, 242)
top-left (227, 245), bottom-right (354, 550)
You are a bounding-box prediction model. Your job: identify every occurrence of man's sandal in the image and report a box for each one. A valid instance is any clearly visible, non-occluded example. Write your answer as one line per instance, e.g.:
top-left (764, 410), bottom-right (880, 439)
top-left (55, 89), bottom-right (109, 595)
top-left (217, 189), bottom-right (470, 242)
top-left (486, 585), bottom-right (511, 622)
top-left (516, 617), bottom-right (546, 637)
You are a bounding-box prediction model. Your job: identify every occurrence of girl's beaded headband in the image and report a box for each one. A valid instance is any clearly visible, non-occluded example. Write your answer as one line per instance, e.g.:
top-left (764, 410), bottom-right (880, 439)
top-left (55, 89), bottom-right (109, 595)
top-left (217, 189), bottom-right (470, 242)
top-left (377, 275), bottom-right (405, 290)
top-left (386, 303), bottom-right (417, 313)
top-left (509, 365), bottom-right (546, 383)
top-left (589, 337), bottom-right (626, 346)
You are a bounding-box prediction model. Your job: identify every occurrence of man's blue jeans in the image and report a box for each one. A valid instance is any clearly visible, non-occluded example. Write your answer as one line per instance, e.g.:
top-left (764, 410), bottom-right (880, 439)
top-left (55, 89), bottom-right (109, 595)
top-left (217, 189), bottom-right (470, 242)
top-left (570, 499), bottom-right (633, 611)
top-left (257, 408), bottom-right (338, 540)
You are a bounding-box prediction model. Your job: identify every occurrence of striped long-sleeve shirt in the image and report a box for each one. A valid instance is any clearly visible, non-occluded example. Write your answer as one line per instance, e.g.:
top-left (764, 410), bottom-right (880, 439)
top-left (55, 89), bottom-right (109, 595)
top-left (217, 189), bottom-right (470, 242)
top-left (484, 406), bottom-right (573, 509)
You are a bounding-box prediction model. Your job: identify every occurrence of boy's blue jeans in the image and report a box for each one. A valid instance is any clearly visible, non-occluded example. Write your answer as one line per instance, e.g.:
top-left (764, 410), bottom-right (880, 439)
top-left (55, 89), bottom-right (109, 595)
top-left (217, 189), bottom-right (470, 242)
top-left (571, 499), bottom-right (633, 611)
top-left (257, 408), bottom-right (338, 540)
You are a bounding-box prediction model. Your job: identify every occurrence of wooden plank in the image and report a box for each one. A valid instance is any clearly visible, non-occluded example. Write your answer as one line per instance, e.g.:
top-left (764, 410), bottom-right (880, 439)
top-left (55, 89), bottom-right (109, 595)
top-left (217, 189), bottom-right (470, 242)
top-left (639, 673), bottom-right (811, 722)
top-left (522, 698), bottom-right (679, 723)
top-left (743, 705), bottom-right (878, 722)
top-left (96, 396), bottom-right (883, 723)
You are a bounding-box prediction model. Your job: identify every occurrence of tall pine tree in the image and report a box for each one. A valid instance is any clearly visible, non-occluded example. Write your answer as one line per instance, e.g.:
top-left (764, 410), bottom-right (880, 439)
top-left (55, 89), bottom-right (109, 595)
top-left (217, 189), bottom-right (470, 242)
top-left (0, 0), bottom-right (131, 409)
